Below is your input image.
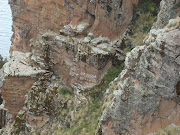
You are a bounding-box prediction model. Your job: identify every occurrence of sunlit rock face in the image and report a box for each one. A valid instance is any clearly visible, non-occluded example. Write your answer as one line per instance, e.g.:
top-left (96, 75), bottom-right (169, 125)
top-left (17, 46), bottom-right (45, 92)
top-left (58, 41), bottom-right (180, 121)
top-left (30, 32), bottom-right (120, 90)
top-left (97, 0), bottom-right (180, 134)
top-left (9, 0), bottom-right (138, 55)
top-left (1, 77), bottom-right (36, 118)
top-left (0, 69), bottom-right (4, 88)
top-left (154, 0), bottom-right (180, 29)
top-left (0, 51), bottom-right (46, 118)
top-left (2, 0), bottom-right (137, 120)
top-left (2, 0), bottom-right (180, 134)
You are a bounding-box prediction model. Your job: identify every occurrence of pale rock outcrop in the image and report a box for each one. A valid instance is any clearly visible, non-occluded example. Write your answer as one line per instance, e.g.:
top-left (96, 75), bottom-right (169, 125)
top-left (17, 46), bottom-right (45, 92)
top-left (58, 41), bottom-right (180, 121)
top-left (3, 51), bottom-right (46, 77)
top-left (97, 14), bottom-right (180, 135)
top-left (1, 51), bottom-right (47, 118)
top-left (154, 0), bottom-right (180, 29)
top-left (0, 69), bottom-right (4, 88)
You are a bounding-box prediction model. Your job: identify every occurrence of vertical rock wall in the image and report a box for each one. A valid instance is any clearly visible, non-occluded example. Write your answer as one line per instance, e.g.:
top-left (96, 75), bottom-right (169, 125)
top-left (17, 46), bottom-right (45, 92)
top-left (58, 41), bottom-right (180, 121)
top-left (1, 0), bottom-right (137, 121)
top-left (1, 51), bottom-right (46, 119)
top-left (30, 33), bottom-right (115, 90)
top-left (9, 0), bottom-right (138, 55)
top-left (97, 0), bottom-right (180, 134)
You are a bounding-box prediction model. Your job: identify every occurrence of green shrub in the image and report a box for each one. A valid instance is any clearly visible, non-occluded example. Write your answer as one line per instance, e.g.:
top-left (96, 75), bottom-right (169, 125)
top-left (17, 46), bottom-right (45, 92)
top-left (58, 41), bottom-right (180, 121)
top-left (104, 64), bottom-right (124, 84)
top-left (0, 54), bottom-right (7, 69)
top-left (58, 88), bottom-right (73, 96)
top-left (133, 0), bottom-right (158, 16)
top-left (123, 47), bottom-right (132, 54)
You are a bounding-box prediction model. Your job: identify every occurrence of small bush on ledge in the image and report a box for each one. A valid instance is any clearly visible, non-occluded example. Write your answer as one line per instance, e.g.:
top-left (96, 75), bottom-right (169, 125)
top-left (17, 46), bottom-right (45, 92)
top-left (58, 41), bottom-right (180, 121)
top-left (58, 88), bottom-right (73, 96)
top-left (0, 54), bottom-right (7, 69)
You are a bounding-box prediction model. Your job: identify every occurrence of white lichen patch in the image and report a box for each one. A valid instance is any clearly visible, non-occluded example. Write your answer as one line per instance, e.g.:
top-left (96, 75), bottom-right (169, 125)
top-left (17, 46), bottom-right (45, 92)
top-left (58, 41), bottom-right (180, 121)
top-left (3, 51), bottom-right (46, 77)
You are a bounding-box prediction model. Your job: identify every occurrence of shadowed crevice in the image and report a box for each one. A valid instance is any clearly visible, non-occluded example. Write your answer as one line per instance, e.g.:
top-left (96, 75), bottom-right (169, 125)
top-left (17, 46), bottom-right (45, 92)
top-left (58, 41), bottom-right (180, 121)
top-left (176, 81), bottom-right (180, 96)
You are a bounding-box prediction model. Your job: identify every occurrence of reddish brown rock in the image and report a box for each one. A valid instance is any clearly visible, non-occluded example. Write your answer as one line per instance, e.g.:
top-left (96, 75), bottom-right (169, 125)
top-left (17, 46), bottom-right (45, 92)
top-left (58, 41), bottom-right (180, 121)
top-left (1, 77), bottom-right (36, 118)
top-left (0, 51), bottom-right (46, 119)
top-left (9, 0), bottom-right (138, 55)
top-left (134, 99), bottom-right (180, 135)
top-left (31, 33), bottom-right (115, 89)
top-left (9, 0), bottom-right (70, 55)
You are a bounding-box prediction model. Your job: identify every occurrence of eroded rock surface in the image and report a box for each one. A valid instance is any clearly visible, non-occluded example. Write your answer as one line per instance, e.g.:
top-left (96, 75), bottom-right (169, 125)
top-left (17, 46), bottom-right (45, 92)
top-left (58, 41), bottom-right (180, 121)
top-left (0, 69), bottom-right (4, 88)
top-left (1, 77), bottom-right (36, 119)
top-left (2, 0), bottom-right (180, 135)
top-left (97, 3), bottom-right (180, 134)
top-left (30, 33), bottom-right (120, 90)
top-left (1, 51), bottom-right (47, 118)
top-left (154, 0), bottom-right (180, 29)
top-left (9, 0), bottom-right (138, 54)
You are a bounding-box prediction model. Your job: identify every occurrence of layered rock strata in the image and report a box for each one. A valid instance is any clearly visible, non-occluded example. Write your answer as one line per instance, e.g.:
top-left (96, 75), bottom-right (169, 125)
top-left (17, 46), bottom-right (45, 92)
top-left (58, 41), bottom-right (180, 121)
top-left (1, 51), bottom-right (47, 118)
top-left (9, 0), bottom-right (138, 54)
top-left (97, 1), bottom-right (180, 134)
top-left (31, 33), bottom-right (120, 90)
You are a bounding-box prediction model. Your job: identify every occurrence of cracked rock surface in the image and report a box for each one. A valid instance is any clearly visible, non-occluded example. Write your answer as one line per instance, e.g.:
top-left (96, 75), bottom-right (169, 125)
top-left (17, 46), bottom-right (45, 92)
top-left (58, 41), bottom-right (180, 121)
top-left (9, 0), bottom-right (138, 54)
top-left (97, 2), bottom-right (180, 134)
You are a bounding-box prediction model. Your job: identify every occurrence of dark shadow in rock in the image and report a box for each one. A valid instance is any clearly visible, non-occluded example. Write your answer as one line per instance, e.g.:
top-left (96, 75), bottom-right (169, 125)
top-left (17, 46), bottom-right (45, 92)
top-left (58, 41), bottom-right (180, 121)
top-left (0, 93), bottom-right (2, 105)
top-left (176, 80), bottom-right (180, 96)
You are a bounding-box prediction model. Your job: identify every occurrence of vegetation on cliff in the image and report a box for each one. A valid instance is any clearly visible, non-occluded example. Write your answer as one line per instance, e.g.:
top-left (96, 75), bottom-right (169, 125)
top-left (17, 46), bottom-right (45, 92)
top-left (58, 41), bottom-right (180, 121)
top-left (0, 54), bottom-right (7, 69)
top-left (123, 0), bottom-right (159, 54)
top-left (2, 0), bottom-right (180, 134)
top-left (5, 61), bottom-right (124, 135)
top-left (152, 124), bottom-right (180, 135)
top-left (53, 64), bottom-right (124, 135)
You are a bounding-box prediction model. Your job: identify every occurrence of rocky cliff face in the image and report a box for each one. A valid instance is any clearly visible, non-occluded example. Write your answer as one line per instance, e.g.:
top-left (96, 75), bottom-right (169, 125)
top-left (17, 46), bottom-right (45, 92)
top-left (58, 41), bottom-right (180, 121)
top-left (0, 70), bottom-right (4, 89)
top-left (2, 0), bottom-right (137, 120)
top-left (1, 51), bottom-right (46, 118)
top-left (30, 33), bottom-right (117, 90)
top-left (0, 0), bottom-right (180, 135)
top-left (9, 0), bottom-right (138, 54)
top-left (97, 0), bottom-right (180, 134)
top-left (154, 0), bottom-right (180, 29)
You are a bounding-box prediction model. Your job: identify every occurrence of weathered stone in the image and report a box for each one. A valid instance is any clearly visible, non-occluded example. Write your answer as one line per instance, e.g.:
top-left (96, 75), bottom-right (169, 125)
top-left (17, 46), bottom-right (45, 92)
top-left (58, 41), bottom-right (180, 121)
top-left (154, 0), bottom-right (180, 29)
top-left (5, 0), bottom-right (180, 134)
top-left (28, 113), bottom-right (49, 128)
top-left (3, 51), bottom-right (46, 77)
top-left (9, 0), bottom-right (138, 55)
top-left (82, 37), bottom-right (91, 43)
top-left (0, 51), bottom-right (48, 119)
top-left (31, 33), bottom-right (115, 90)
top-left (91, 37), bottom-right (110, 46)
top-left (0, 69), bottom-right (4, 88)
top-left (76, 23), bottom-right (90, 33)
top-left (97, 7), bottom-right (180, 135)
top-left (149, 123), bottom-right (180, 135)
top-left (1, 77), bottom-right (36, 118)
